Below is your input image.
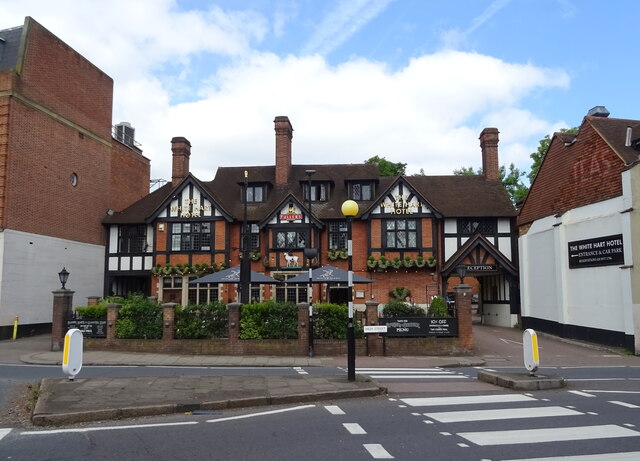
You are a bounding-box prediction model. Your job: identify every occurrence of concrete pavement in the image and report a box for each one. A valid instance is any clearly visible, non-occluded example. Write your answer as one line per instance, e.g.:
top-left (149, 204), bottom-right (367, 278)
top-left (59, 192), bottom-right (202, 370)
top-left (2, 323), bottom-right (638, 426)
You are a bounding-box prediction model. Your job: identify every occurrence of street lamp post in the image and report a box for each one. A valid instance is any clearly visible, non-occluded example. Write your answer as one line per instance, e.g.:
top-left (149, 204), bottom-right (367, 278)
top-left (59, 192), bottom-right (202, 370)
top-left (341, 199), bottom-right (359, 382)
top-left (304, 170), bottom-right (317, 357)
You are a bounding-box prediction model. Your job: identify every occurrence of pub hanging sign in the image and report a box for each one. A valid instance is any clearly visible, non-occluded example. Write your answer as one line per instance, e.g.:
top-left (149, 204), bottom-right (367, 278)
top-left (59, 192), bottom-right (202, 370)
top-left (568, 234), bottom-right (624, 269)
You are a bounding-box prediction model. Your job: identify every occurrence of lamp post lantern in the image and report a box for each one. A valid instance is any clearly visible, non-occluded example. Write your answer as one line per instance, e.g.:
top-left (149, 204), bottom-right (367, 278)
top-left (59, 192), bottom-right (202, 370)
top-left (341, 199), bottom-right (358, 382)
top-left (455, 264), bottom-right (467, 284)
top-left (58, 267), bottom-right (70, 290)
top-left (304, 169), bottom-right (317, 357)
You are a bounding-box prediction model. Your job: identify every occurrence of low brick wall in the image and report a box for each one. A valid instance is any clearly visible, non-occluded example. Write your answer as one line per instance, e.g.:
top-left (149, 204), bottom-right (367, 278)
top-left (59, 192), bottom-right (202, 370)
top-left (73, 292), bottom-right (475, 357)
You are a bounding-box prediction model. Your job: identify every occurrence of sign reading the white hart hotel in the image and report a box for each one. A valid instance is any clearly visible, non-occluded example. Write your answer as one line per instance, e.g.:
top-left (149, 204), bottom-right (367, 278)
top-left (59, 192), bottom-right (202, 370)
top-left (568, 234), bottom-right (624, 269)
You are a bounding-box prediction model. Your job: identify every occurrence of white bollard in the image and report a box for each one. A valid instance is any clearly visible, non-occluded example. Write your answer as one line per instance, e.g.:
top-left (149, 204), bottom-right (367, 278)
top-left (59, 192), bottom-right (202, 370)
top-left (62, 328), bottom-right (83, 380)
top-left (523, 328), bottom-right (539, 374)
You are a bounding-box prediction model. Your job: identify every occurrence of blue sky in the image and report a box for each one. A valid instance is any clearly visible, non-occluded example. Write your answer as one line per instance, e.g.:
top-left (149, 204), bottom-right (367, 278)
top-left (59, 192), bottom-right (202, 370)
top-left (1, 0), bottom-right (637, 184)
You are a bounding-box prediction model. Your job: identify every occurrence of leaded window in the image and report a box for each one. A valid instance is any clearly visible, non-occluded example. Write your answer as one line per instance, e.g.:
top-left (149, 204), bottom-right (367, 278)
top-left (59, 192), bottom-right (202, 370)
top-left (328, 221), bottom-right (347, 249)
top-left (118, 225), bottom-right (147, 253)
top-left (171, 222), bottom-right (212, 251)
top-left (304, 183), bottom-right (328, 202)
top-left (351, 182), bottom-right (373, 200)
top-left (245, 185), bottom-right (264, 203)
top-left (187, 276), bottom-right (219, 304)
top-left (275, 230), bottom-right (306, 249)
top-left (459, 218), bottom-right (496, 236)
top-left (384, 219), bottom-right (418, 249)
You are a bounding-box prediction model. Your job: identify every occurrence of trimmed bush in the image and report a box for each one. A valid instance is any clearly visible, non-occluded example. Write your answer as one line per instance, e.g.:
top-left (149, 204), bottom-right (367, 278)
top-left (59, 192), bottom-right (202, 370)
top-left (313, 303), bottom-right (364, 339)
top-left (115, 294), bottom-right (162, 339)
top-left (428, 296), bottom-right (450, 317)
top-left (240, 301), bottom-right (298, 339)
top-left (383, 301), bottom-right (426, 317)
top-left (175, 302), bottom-right (228, 339)
top-left (75, 304), bottom-right (107, 319)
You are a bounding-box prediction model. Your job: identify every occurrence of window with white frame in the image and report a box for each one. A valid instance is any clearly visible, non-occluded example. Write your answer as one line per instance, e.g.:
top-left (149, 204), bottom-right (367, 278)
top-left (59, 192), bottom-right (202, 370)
top-left (275, 273), bottom-right (308, 303)
top-left (350, 182), bottom-right (373, 201)
top-left (187, 276), bottom-right (219, 304)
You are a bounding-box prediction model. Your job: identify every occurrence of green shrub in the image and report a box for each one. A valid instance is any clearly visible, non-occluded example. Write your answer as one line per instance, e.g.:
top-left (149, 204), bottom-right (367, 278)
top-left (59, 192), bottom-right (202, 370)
top-left (240, 301), bottom-right (298, 339)
top-left (428, 296), bottom-right (450, 317)
top-left (383, 301), bottom-right (426, 317)
top-left (313, 303), bottom-right (364, 339)
top-left (175, 302), bottom-right (228, 339)
top-left (75, 305), bottom-right (107, 319)
top-left (115, 293), bottom-right (162, 339)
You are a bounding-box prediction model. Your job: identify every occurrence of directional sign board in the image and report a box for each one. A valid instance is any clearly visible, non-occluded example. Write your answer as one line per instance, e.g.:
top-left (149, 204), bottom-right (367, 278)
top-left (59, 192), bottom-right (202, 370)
top-left (523, 328), bottom-right (539, 373)
top-left (62, 328), bottom-right (83, 380)
top-left (364, 325), bottom-right (387, 334)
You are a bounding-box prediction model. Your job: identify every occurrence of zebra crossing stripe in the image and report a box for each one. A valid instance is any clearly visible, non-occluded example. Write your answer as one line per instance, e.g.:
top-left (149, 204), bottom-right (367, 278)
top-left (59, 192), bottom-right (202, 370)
top-left (609, 401), bottom-right (640, 409)
top-left (370, 374), bottom-right (467, 379)
top-left (425, 406), bottom-right (583, 423)
top-left (363, 443), bottom-right (394, 459)
top-left (503, 451), bottom-right (640, 461)
top-left (458, 424), bottom-right (640, 446)
top-left (325, 405), bottom-right (345, 415)
top-left (403, 393), bottom-right (536, 407)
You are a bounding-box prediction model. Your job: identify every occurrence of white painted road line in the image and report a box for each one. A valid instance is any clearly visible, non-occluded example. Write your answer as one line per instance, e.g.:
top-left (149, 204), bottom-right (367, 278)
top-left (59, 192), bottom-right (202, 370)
top-left (584, 390), bottom-right (640, 394)
top-left (343, 423), bottom-right (366, 435)
top-left (21, 421), bottom-right (198, 436)
top-left (370, 375), bottom-right (468, 379)
top-left (424, 406), bottom-right (583, 423)
top-left (293, 366), bottom-right (308, 375)
top-left (363, 443), bottom-right (394, 459)
top-left (207, 405), bottom-right (315, 423)
top-left (325, 405), bottom-right (345, 415)
top-left (609, 401), bottom-right (640, 409)
top-left (357, 368), bottom-right (443, 372)
top-left (503, 451), bottom-right (640, 460)
top-left (403, 394), bottom-right (536, 407)
top-left (0, 428), bottom-right (11, 442)
top-left (568, 390), bottom-right (596, 397)
top-left (458, 424), bottom-right (640, 446)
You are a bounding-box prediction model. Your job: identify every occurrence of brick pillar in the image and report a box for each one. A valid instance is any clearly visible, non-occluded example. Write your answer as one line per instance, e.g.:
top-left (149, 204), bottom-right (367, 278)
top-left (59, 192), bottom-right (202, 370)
top-left (297, 303), bottom-right (310, 356)
top-left (454, 284), bottom-right (473, 351)
top-left (228, 303), bottom-right (241, 355)
top-left (51, 289), bottom-right (74, 351)
top-left (365, 300), bottom-right (383, 356)
top-left (106, 303), bottom-right (122, 341)
top-left (162, 303), bottom-right (177, 341)
top-left (87, 296), bottom-right (101, 306)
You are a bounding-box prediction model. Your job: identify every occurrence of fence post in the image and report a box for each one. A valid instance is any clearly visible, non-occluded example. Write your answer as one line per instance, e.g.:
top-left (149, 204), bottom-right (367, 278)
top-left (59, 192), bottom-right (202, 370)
top-left (297, 303), bottom-right (310, 356)
top-left (106, 303), bottom-right (122, 342)
top-left (365, 300), bottom-right (382, 356)
top-left (454, 284), bottom-right (473, 351)
top-left (228, 303), bottom-right (241, 354)
top-left (51, 289), bottom-right (74, 351)
top-left (162, 303), bottom-right (177, 342)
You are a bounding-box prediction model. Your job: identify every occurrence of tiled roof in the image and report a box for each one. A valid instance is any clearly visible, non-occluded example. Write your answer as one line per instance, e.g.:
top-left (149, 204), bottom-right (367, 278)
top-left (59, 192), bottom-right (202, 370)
top-left (0, 25), bottom-right (23, 72)
top-left (587, 116), bottom-right (640, 165)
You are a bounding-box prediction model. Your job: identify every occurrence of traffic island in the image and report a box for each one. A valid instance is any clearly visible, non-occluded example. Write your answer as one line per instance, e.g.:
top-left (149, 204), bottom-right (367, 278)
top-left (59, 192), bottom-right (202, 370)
top-left (477, 370), bottom-right (566, 391)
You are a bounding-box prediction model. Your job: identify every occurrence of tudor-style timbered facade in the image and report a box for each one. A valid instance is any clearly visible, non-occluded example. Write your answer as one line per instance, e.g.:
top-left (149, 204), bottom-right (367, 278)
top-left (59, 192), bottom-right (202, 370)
top-left (105, 117), bottom-right (518, 325)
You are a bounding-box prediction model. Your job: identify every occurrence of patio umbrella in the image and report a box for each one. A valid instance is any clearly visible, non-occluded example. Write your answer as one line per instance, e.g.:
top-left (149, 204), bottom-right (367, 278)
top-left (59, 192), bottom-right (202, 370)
top-left (189, 266), bottom-right (280, 284)
top-left (284, 265), bottom-right (372, 284)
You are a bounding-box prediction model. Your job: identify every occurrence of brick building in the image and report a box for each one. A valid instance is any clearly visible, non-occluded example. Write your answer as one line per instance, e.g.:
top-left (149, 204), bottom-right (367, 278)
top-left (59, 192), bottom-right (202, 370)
top-left (518, 107), bottom-right (640, 353)
top-left (105, 116), bottom-right (519, 326)
top-left (0, 17), bottom-right (149, 339)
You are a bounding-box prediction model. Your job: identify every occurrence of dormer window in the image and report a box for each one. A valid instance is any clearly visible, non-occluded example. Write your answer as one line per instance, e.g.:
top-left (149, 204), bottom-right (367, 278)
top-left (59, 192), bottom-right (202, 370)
top-left (350, 182), bottom-right (373, 200)
top-left (245, 184), bottom-right (265, 203)
top-left (304, 183), bottom-right (328, 202)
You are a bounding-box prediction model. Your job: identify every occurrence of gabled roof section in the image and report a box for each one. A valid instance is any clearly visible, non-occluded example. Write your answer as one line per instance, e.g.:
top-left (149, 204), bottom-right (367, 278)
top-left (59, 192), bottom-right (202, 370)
top-left (361, 176), bottom-right (442, 219)
top-left (441, 233), bottom-right (517, 278)
top-left (0, 24), bottom-right (23, 72)
top-left (257, 193), bottom-right (323, 229)
top-left (103, 174), bottom-right (232, 224)
top-left (518, 115), bottom-right (637, 227)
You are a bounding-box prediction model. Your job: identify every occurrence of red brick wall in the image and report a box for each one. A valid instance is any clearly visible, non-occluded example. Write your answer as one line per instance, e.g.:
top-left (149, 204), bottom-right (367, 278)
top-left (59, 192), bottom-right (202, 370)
top-left (109, 142), bottom-right (150, 211)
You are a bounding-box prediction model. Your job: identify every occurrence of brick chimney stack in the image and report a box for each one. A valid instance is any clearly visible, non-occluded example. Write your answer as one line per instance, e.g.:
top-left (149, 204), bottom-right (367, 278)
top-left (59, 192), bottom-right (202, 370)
top-left (479, 128), bottom-right (500, 181)
top-left (274, 116), bottom-right (293, 186)
top-left (171, 137), bottom-right (191, 185)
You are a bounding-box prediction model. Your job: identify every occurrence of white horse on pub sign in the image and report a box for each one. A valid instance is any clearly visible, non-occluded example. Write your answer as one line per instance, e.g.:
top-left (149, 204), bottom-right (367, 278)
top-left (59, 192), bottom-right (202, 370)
top-left (284, 252), bottom-right (299, 267)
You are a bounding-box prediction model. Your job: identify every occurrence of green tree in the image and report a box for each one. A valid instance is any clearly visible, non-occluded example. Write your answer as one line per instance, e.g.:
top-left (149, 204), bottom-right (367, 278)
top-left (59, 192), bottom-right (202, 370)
top-left (528, 127), bottom-right (578, 184)
top-left (365, 155), bottom-right (407, 176)
top-left (453, 164), bottom-right (527, 204)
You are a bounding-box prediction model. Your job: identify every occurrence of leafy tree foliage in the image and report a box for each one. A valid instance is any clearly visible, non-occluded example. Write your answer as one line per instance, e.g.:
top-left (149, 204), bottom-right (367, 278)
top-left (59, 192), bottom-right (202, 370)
top-left (365, 155), bottom-right (407, 176)
top-left (453, 164), bottom-right (527, 204)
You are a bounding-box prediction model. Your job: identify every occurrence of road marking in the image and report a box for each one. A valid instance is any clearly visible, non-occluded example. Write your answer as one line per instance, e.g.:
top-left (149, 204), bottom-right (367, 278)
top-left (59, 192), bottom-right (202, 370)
top-left (343, 423), bottom-right (366, 434)
top-left (458, 424), bottom-right (640, 446)
top-left (609, 401), bottom-right (640, 409)
top-left (207, 404), bottom-right (315, 423)
top-left (363, 443), bottom-right (394, 459)
top-left (403, 394), bottom-right (536, 407)
top-left (424, 406), bottom-right (583, 423)
top-left (21, 421), bottom-right (197, 436)
top-left (0, 428), bottom-right (11, 442)
top-left (370, 375), bottom-right (467, 379)
top-left (325, 405), bottom-right (345, 415)
top-left (568, 390), bottom-right (596, 397)
top-left (503, 451), bottom-right (640, 460)
top-left (293, 366), bottom-right (308, 375)
top-left (357, 368), bottom-right (444, 372)
top-left (584, 390), bottom-right (640, 394)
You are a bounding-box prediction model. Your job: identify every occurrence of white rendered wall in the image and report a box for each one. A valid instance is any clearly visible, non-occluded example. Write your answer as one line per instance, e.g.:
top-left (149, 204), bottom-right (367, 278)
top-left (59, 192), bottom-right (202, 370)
top-left (0, 230), bottom-right (105, 328)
